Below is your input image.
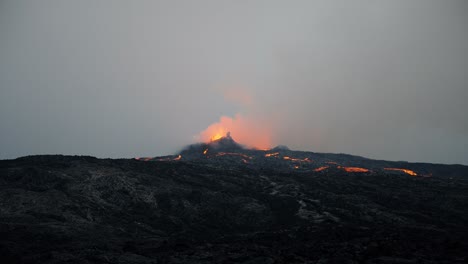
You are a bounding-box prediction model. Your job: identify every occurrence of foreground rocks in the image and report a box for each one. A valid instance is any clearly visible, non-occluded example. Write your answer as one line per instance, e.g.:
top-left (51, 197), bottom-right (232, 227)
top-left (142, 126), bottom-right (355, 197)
top-left (0, 155), bottom-right (467, 263)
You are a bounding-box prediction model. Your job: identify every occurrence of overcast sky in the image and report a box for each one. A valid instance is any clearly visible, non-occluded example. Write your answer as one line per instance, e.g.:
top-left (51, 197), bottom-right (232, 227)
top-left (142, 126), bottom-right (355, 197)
top-left (1, 0), bottom-right (467, 164)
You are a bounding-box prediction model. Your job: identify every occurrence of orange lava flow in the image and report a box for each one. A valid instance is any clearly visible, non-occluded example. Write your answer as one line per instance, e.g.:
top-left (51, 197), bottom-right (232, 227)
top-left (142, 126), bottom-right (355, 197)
top-left (314, 166), bottom-right (329, 172)
top-left (384, 168), bottom-right (417, 176)
top-left (203, 149), bottom-right (208, 155)
top-left (340, 166), bottom-right (369, 173)
top-left (199, 114), bottom-right (272, 149)
top-left (265, 152), bottom-right (279, 157)
top-left (173, 155), bottom-right (182, 161)
top-left (283, 156), bottom-right (312, 162)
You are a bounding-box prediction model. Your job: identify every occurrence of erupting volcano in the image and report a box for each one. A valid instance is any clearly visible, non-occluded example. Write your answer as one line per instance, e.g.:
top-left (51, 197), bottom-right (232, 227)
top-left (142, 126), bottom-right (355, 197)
top-left (199, 114), bottom-right (272, 150)
top-left (163, 132), bottom-right (439, 179)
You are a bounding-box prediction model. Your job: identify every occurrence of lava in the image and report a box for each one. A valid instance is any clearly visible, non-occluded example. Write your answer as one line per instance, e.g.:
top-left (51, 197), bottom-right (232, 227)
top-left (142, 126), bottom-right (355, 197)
top-left (283, 156), bottom-right (312, 163)
top-left (339, 166), bottom-right (369, 173)
top-left (210, 133), bottom-right (224, 141)
top-left (384, 168), bottom-right (417, 176)
top-left (314, 166), bottom-right (329, 172)
top-left (173, 155), bottom-right (182, 161)
top-left (265, 152), bottom-right (279, 157)
top-left (199, 114), bottom-right (272, 150)
top-left (203, 149), bottom-right (208, 155)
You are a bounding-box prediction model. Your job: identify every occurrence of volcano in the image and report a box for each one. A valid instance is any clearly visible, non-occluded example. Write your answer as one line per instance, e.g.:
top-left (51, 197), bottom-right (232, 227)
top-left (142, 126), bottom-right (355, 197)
top-left (0, 135), bottom-right (468, 263)
top-left (155, 133), bottom-right (463, 178)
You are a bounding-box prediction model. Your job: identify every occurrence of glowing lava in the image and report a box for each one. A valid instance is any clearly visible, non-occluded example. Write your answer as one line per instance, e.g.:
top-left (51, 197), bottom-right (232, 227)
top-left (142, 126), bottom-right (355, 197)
top-left (314, 166), bottom-right (329, 172)
top-left (265, 152), bottom-right (279, 157)
top-left (199, 114), bottom-right (272, 149)
top-left (210, 133), bottom-right (224, 141)
top-left (173, 155), bottom-right (182, 161)
top-left (203, 149), bottom-right (208, 155)
top-left (384, 168), bottom-right (417, 176)
top-left (339, 166), bottom-right (369, 173)
top-left (283, 156), bottom-right (312, 162)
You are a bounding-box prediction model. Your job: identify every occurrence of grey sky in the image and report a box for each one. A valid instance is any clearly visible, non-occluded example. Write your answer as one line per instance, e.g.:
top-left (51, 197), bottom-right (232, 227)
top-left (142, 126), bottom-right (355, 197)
top-left (1, 0), bottom-right (467, 164)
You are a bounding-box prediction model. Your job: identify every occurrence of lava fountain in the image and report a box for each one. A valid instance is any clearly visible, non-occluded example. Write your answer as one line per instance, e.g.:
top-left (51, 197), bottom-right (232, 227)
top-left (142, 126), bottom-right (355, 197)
top-left (199, 114), bottom-right (272, 150)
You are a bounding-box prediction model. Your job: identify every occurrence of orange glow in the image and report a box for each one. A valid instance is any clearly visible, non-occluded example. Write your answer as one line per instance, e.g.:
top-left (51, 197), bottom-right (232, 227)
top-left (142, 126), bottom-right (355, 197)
top-left (384, 168), bottom-right (417, 176)
top-left (173, 155), bottom-right (182, 161)
top-left (340, 166), bottom-right (369, 173)
top-left (294, 165), bottom-right (299, 169)
top-left (283, 156), bottom-right (312, 163)
top-left (314, 166), bottom-right (329, 172)
top-left (199, 114), bottom-right (272, 150)
top-left (265, 152), bottom-right (279, 157)
top-left (211, 133), bottom-right (224, 141)
top-left (203, 149), bottom-right (208, 155)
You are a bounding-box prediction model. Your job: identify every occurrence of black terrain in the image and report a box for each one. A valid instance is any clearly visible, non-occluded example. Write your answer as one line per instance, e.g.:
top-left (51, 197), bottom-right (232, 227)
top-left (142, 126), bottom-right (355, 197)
top-left (1, 136), bottom-right (467, 263)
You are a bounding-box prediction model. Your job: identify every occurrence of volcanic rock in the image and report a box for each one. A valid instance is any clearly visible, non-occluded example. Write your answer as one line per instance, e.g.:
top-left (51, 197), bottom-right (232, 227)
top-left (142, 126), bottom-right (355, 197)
top-left (0, 144), bottom-right (468, 263)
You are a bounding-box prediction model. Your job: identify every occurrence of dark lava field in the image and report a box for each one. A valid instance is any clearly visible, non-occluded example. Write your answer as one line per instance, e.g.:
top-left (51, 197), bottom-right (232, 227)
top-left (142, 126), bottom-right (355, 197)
top-left (1, 137), bottom-right (468, 263)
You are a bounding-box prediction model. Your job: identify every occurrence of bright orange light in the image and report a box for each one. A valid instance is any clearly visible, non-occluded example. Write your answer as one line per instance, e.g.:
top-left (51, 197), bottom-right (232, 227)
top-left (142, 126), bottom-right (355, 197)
top-left (203, 149), bottom-right (208, 155)
top-left (283, 156), bottom-right (311, 162)
top-left (265, 152), bottom-right (279, 157)
top-left (314, 166), bottom-right (329, 172)
top-left (384, 168), bottom-right (417, 176)
top-left (199, 114), bottom-right (272, 149)
top-left (173, 155), bottom-right (182, 161)
top-left (211, 133), bottom-right (224, 141)
top-left (340, 166), bottom-right (369, 173)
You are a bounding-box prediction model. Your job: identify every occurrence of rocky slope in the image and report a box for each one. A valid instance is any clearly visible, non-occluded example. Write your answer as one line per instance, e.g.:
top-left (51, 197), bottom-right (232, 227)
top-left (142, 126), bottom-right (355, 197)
top-left (1, 140), bottom-right (468, 263)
